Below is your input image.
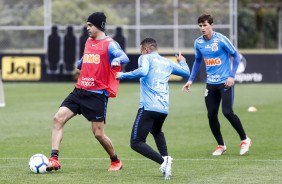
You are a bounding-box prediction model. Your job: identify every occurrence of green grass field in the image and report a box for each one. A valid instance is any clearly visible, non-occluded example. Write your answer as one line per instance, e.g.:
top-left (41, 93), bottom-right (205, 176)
top-left (0, 82), bottom-right (281, 184)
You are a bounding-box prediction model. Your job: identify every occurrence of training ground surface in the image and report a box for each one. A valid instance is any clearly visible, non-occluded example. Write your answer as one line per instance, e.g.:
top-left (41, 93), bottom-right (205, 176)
top-left (0, 83), bottom-right (281, 184)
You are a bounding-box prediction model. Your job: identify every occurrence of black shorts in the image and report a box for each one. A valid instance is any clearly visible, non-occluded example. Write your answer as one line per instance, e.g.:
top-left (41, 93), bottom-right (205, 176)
top-left (61, 88), bottom-right (108, 122)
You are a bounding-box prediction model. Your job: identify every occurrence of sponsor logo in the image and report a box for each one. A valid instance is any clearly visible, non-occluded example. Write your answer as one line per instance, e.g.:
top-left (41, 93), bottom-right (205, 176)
top-left (80, 77), bottom-right (95, 87)
top-left (83, 54), bottom-right (100, 64)
top-left (1, 56), bottom-right (41, 81)
top-left (154, 94), bottom-right (168, 102)
top-left (153, 79), bottom-right (167, 93)
top-left (204, 58), bottom-right (222, 66)
top-left (235, 54), bottom-right (263, 83)
top-left (207, 74), bottom-right (220, 82)
top-left (95, 116), bottom-right (103, 119)
top-left (155, 68), bottom-right (170, 75)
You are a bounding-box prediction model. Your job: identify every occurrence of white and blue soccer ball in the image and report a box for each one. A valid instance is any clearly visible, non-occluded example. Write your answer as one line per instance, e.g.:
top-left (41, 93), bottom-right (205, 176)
top-left (29, 154), bottom-right (48, 174)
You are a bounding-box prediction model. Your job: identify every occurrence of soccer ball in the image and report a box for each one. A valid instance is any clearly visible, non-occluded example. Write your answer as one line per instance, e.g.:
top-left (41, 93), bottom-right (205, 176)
top-left (29, 154), bottom-right (49, 174)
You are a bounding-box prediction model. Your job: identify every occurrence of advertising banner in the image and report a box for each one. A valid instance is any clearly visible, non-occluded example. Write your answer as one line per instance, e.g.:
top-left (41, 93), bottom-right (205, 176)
top-left (0, 53), bottom-right (281, 83)
top-left (1, 55), bottom-right (42, 81)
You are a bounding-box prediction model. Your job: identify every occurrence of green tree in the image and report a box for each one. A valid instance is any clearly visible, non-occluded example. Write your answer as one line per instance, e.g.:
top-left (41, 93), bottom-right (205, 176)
top-left (23, 0), bottom-right (129, 26)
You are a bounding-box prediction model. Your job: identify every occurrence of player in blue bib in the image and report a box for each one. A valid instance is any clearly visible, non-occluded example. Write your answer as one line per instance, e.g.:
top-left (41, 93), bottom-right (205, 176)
top-left (182, 14), bottom-right (252, 156)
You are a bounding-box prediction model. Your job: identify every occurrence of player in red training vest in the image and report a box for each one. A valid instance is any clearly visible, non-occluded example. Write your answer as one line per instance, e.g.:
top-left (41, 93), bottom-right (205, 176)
top-left (47, 12), bottom-right (129, 172)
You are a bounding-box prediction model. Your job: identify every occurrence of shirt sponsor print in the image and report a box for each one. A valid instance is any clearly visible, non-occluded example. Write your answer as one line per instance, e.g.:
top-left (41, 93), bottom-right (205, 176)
top-left (83, 54), bottom-right (100, 64)
top-left (153, 79), bottom-right (167, 93)
top-left (80, 77), bottom-right (95, 87)
top-left (207, 74), bottom-right (221, 82)
top-left (204, 58), bottom-right (222, 66)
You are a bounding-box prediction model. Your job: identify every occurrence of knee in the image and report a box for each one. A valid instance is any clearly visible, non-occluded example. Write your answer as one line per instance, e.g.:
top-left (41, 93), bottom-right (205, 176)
top-left (150, 130), bottom-right (162, 136)
top-left (130, 139), bottom-right (139, 151)
top-left (207, 112), bottom-right (217, 121)
top-left (53, 114), bottom-right (65, 129)
top-left (222, 109), bottom-right (233, 118)
top-left (94, 131), bottom-right (103, 141)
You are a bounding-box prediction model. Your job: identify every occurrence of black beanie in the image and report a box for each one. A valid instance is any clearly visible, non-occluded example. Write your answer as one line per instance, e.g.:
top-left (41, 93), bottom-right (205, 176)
top-left (87, 12), bottom-right (106, 31)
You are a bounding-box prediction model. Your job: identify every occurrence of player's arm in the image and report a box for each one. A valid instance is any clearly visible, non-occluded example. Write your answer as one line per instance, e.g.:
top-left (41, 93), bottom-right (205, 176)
top-left (221, 36), bottom-right (239, 87)
top-left (171, 51), bottom-right (190, 77)
top-left (108, 41), bottom-right (129, 67)
top-left (116, 55), bottom-right (149, 80)
top-left (230, 51), bottom-right (240, 78)
top-left (77, 57), bottom-right (83, 70)
top-left (182, 43), bottom-right (203, 93)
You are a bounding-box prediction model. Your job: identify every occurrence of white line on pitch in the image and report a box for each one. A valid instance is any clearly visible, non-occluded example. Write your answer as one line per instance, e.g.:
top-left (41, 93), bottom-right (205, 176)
top-left (0, 158), bottom-right (281, 162)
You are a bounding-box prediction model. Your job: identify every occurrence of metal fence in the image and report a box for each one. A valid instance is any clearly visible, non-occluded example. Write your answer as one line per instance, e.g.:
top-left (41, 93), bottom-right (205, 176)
top-left (0, 0), bottom-right (237, 55)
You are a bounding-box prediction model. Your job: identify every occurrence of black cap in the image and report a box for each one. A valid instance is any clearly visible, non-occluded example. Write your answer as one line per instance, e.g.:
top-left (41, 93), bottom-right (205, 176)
top-left (87, 12), bottom-right (106, 31)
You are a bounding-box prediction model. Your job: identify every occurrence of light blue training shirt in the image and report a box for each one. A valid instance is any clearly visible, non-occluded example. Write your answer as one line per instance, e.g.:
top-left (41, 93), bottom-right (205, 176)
top-left (119, 52), bottom-right (190, 114)
top-left (189, 31), bottom-right (240, 84)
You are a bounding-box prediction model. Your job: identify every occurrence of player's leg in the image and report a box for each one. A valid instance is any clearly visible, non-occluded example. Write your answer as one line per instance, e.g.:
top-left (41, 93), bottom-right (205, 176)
top-left (84, 92), bottom-right (122, 171)
top-left (130, 108), bottom-right (164, 165)
top-left (149, 112), bottom-right (173, 180)
top-left (221, 85), bottom-right (246, 140)
top-left (91, 121), bottom-right (122, 170)
top-left (205, 84), bottom-right (224, 145)
top-left (52, 106), bottom-right (76, 150)
top-left (47, 106), bottom-right (76, 171)
top-left (205, 84), bottom-right (226, 155)
top-left (150, 112), bottom-right (168, 156)
top-left (220, 85), bottom-right (251, 155)
top-left (47, 89), bottom-right (80, 171)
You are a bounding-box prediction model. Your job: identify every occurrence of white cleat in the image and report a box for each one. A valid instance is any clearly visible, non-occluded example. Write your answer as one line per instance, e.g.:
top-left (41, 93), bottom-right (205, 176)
top-left (160, 156), bottom-right (167, 175)
top-left (160, 156), bottom-right (173, 180)
top-left (240, 137), bottom-right (252, 155)
top-left (212, 145), bottom-right (227, 156)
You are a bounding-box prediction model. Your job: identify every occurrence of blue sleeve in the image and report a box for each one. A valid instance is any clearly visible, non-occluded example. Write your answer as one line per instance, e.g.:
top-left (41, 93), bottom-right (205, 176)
top-left (108, 41), bottom-right (129, 64)
top-left (221, 35), bottom-right (236, 55)
top-left (171, 60), bottom-right (190, 77)
top-left (188, 57), bottom-right (202, 82)
top-left (119, 55), bottom-right (149, 79)
top-left (230, 51), bottom-right (240, 78)
top-left (77, 57), bottom-right (83, 70)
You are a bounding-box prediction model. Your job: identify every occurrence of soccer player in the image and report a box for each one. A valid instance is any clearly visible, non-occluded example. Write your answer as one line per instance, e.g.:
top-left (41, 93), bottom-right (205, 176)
top-left (182, 14), bottom-right (251, 156)
top-left (116, 38), bottom-right (190, 180)
top-left (47, 12), bottom-right (129, 172)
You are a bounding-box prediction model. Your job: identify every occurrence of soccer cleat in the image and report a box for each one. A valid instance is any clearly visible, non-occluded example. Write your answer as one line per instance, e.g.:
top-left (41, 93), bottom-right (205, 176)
top-left (240, 137), bottom-right (252, 155)
top-left (108, 159), bottom-right (123, 171)
top-left (160, 156), bottom-right (173, 180)
top-left (212, 145), bottom-right (227, 156)
top-left (46, 157), bottom-right (61, 171)
top-left (160, 156), bottom-right (168, 175)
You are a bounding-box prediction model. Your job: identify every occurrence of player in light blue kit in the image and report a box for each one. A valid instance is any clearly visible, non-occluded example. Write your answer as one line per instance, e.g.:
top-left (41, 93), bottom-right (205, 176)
top-left (182, 14), bottom-right (251, 156)
top-left (116, 38), bottom-right (190, 180)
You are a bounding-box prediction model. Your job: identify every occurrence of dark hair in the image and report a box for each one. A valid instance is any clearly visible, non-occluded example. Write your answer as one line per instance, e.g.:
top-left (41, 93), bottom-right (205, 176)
top-left (140, 38), bottom-right (157, 49)
top-left (198, 14), bottom-right (213, 25)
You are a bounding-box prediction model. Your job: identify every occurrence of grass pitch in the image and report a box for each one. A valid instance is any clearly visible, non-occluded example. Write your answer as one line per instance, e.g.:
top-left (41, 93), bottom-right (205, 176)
top-left (0, 82), bottom-right (281, 184)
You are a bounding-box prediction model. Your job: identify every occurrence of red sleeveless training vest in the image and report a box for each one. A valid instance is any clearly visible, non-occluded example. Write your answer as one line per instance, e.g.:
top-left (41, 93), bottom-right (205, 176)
top-left (75, 37), bottom-right (121, 98)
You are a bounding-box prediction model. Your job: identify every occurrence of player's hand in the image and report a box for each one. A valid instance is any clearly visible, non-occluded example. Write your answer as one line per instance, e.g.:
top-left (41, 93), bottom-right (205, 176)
top-left (116, 72), bottom-right (123, 79)
top-left (225, 77), bottom-right (235, 88)
top-left (111, 60), bottom-right (120, 68)
top-left (182, 81), bottom-right (192, 93)
top-left (176, 51), bottom-right (185, 62)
